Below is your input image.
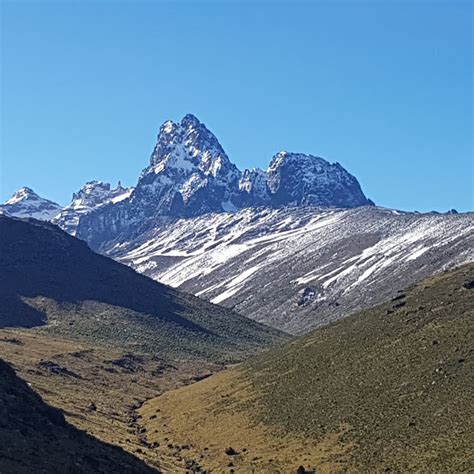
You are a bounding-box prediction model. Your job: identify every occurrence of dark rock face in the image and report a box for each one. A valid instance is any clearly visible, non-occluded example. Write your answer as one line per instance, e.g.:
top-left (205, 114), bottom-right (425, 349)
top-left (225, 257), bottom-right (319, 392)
top-left (72, 114), bottom-right (372, 249)
top-left (238, 168), bottom-right (269, 206)
top-left (52, 180), bottom-right (132, 235)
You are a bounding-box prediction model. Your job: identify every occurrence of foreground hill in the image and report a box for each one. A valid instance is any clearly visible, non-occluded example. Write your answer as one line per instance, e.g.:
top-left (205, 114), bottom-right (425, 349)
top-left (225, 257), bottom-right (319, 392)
top-left (139, 263), bottom-right (474, 472)
top-left (0, 357), bottom-right (155, 473)
top-left (108, 205), bottom-right (473, 334)
top-left (0, 215), bottom-right (286, 363)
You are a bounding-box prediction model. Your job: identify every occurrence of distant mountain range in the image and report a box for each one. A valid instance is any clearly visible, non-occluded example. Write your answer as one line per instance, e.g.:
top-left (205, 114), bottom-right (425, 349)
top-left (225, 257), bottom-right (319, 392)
top-left (2, 114), bottom-right (472, 333)
top-left (1, 114), bottom-right (372, 235)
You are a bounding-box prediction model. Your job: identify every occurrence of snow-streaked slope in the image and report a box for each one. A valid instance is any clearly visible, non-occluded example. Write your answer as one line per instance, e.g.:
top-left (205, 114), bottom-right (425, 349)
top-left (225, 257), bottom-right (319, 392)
top-left (106, 206), bottom-right (474, 334)
top-left (0, 187), bottom-right (62, 221)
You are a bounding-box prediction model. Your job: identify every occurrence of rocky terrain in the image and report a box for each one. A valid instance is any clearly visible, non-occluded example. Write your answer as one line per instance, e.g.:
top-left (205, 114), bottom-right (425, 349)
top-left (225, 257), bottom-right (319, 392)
top-left (52, 180), bottom-right (133, 235)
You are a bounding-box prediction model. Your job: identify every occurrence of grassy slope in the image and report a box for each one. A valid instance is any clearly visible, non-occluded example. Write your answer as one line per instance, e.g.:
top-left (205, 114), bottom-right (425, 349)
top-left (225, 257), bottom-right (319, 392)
top-left (140, 263), bottom-right (474, 472)
top-left (0, 216), bottom-right (287, 363)
top-left (0, 356), bottom-right (156, 473)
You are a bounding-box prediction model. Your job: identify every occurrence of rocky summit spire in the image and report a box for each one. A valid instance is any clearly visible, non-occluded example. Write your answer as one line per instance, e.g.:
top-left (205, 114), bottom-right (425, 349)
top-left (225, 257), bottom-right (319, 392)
top-left (180, 113), bottom-right (201, 128)
top-left (148, 113), bottom-right (234, 178)
top-left (136, 114), bottom-right (242, 217)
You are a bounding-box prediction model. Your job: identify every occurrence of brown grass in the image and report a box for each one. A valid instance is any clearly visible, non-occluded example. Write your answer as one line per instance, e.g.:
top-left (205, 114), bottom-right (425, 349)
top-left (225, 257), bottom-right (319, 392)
top-left (140, 369), bottom-right (354, 473)
top-left (0, 328), bottom-right (220, 472)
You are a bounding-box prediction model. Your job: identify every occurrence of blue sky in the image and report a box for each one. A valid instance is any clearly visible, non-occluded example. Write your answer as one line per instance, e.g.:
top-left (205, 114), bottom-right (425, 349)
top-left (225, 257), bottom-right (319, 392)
top-left (1, 1), bottom-right (472, 211)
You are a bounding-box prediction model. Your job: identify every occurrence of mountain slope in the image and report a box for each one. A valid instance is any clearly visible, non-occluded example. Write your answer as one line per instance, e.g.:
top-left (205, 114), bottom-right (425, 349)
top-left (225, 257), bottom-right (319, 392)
top-left (140, 263), bottom-right (474, 472)
top-left (107, 205), bottom-right (474, 334)
top-left (0, 215), bottom-right (286, 363)
top-left (0, 357), bottom-right (156, 473)
top-left (0, 187), bottom-right (62, 220)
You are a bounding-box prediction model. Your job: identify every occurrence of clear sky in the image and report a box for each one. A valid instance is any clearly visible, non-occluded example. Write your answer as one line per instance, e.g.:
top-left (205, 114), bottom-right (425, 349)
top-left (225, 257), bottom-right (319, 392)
top-left (1, 0), bottom-right (472, 211)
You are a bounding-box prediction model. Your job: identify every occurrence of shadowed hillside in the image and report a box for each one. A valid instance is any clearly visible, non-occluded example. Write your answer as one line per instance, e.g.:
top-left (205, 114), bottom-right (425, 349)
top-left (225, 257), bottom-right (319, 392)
top-left (0, 358), bottom-right (156, 473)
top-left (139, 263), bottom-right (474, 472)
top-left (0, 215), bottom-right (287, 363)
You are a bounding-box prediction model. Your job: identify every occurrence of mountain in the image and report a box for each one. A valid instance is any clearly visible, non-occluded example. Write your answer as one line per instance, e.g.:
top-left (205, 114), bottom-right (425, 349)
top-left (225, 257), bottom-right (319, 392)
top-left (52, 180), bottom-right (133, 235)
top-left (139, 263), bottom-right (474, 472)
top-left (65, 114), bottom-right (372, 247)
top-left (0, 187), bottom-right (61, 220)
top-left (6, 115), bottom-right (471, 336)
top-left (0, 215), bottom-right (286, 363)
top-left (142, 113), bottom-right (242, 217)
top-left (106, 205), bottom-right (474, 334)
top-left (0, 358), bottom-right (156, 473)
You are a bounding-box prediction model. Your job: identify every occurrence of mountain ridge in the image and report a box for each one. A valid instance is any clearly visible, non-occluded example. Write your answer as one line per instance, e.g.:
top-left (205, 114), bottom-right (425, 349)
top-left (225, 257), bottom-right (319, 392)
top-left (2, 114), bottom-right (373, 240)
top-left (0, 214), bottom-right (287, 362)
top-left (0, 187), bottom-right (62, 221)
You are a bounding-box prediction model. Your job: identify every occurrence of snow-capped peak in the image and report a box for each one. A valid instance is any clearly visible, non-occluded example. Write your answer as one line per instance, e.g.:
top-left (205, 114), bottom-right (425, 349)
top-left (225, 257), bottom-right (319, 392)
top-left (134, 114), bottom-right (241, 215)
top-left (1, 187), bottom-right (62, 221)
top-left (4, 187), bottom-right (38, 205)
top-left (148, 114), bottom-right (237, 179)
top-left (61, 114), bottom-right (373, 244)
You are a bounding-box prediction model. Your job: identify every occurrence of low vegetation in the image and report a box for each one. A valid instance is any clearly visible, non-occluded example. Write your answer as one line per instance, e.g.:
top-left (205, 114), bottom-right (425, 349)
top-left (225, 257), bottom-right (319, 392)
top-left (2, 216), bottom-right (472, 472)
top-left (0, 328), bottom-right (223, 472)
top-left (0, 355), bottom-right (156, 473)
top-left (140, 263), bottom-right (474, 472)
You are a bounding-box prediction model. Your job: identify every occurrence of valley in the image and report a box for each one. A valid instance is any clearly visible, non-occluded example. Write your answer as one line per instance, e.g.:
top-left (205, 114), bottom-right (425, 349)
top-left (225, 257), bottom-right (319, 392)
top-left (139, 263), bottom-right (474, 472)
top-left (3, 1), bottom-right (472, 471)
top-left (0, 329), bottom-right (189, 472)
top-left (1, 114), bottom-right (472, 473)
